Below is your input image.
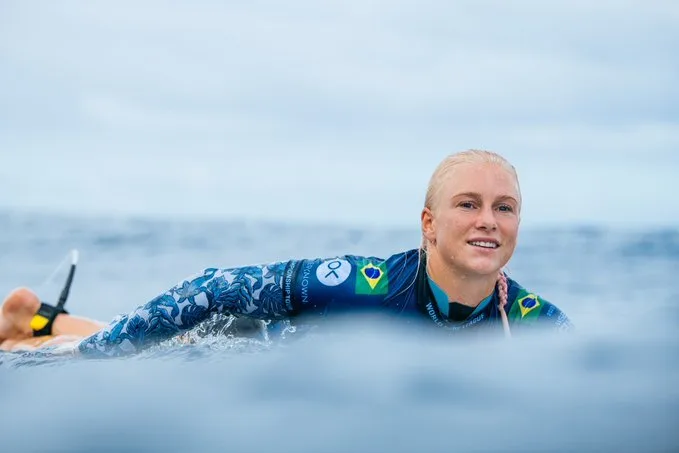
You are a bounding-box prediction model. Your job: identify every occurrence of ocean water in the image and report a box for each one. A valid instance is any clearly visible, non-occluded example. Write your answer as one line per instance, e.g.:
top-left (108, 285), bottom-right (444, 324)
top-left (0, 209), bottom-right (677, 452)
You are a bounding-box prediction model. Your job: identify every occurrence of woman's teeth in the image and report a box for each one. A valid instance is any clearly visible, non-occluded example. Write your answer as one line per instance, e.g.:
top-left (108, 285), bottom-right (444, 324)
top-left (468, 241), bottom-right (498, 249)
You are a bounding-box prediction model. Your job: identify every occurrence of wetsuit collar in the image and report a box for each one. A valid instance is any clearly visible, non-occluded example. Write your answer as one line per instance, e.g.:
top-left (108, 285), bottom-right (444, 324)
top-left (427, 274), bottom-right (493, 320)
top-left (416, 251), bottom-right (497, 329)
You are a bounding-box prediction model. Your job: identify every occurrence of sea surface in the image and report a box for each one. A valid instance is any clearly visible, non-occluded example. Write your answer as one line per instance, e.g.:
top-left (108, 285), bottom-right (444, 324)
top-left (0, 209), bottom-right (677, 453)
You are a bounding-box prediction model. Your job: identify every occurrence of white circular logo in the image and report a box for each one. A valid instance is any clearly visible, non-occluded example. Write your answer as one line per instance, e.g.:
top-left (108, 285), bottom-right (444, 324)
top-left (316, 259), bottom-right (351, 286)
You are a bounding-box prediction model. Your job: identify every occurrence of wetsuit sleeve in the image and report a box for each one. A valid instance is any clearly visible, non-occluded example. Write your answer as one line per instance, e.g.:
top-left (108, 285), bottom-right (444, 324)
top-left (77, 260), bottom-right (293, 358)
top-left (538, 301), bottom-right (574, 332)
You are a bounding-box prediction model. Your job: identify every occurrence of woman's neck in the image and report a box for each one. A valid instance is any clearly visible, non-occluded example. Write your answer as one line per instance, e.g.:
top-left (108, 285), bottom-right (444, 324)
top-left (425, 248), bottom-right (497, 308)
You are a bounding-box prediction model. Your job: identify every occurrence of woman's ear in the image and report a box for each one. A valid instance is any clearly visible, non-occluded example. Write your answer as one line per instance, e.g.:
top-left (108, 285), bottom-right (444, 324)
top-left (421, 207), bottom-right (436, 244)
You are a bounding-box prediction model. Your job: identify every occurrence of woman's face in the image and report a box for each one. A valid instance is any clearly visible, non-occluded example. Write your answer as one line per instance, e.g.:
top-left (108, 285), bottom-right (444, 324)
top-left (422, 162), bottom-right (521, 278)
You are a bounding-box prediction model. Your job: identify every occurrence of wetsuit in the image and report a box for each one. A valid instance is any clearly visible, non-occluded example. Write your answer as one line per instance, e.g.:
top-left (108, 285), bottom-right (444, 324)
top-left (78, 249), bottom-right (573, 357)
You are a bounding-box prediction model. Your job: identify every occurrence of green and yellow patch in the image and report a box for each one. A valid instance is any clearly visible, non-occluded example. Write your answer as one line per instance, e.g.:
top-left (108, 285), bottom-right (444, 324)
top-left (355, 260), bottom-right (389, 295)
top-left (508, 290), bottom-right (544, 322)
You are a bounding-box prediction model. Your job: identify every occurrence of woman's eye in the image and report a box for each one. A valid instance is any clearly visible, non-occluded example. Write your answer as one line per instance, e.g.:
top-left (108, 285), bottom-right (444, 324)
top-left (459, 201), bottom-right (476, 209)
top-left (498, 204), bottom-right (514, 212)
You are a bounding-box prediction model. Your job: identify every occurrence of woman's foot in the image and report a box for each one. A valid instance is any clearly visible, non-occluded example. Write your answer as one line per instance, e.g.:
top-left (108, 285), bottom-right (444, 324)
top-left (0, 287), bottom-right (41, 342)
top-left (0, 287), bottom-right (107, 352)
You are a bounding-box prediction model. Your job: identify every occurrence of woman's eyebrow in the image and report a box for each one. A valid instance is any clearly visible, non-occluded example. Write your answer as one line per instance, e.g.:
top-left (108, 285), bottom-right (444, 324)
top-left (452, 192), bottom-right (482, 200)
top-left (453, 192), bottom-right (517, 203)
top-left (496, 195), bottom-right (519, 204)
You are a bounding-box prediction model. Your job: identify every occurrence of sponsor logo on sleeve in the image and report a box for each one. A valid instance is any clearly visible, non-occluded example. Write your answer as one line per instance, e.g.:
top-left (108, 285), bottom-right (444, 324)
top-left (316, 258), bottom-right (351, 287)
top-left (300, 260), bottom-right (315, 304)
top-left (355, 260), bottom-right (389, 295)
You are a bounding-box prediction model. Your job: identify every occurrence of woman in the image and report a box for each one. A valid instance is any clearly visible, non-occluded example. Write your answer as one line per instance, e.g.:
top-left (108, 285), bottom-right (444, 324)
top-left (0, 150), bottom-right (573, 356)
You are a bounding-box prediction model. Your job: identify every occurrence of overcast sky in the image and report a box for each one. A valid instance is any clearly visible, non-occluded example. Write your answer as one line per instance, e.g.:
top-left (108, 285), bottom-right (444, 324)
top-left (1, 0), bottom-right (677, 229)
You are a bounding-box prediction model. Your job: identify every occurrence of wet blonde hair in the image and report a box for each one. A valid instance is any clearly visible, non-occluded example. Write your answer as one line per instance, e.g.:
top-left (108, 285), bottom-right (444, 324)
top-left (424, 149), bottom-right (521, 213)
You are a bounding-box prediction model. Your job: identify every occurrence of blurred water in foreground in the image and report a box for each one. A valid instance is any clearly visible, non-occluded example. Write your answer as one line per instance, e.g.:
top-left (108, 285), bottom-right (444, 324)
top-left (0, 210), bottom-right (677, 452)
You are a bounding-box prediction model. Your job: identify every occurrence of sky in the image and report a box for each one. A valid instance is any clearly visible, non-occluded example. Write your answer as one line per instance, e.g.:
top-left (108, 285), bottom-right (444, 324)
top-left (0, 0), bottom-right (677, 229)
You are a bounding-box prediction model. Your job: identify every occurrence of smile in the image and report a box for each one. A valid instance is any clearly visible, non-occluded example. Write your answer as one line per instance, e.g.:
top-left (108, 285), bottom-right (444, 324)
top-left (468, 240), bottom-right (499, 249)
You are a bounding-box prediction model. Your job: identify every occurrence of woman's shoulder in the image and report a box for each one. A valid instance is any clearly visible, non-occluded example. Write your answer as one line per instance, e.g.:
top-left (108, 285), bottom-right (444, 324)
top-left (505, 277), bottom-right (574, 331)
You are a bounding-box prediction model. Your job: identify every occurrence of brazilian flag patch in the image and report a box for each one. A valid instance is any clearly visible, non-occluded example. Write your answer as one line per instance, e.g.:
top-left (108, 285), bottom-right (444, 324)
top-left (508, 290), bottom-right (543, 322)
top-left (355, 260), bottom-right (389, 295)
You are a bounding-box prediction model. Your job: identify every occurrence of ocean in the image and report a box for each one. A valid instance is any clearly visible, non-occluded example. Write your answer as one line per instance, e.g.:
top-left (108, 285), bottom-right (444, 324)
top-left (0, 209), bottom-right (677, 453)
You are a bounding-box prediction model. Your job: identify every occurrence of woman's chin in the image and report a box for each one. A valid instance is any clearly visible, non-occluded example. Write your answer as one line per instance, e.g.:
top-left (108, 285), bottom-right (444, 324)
top-left (459, 258), bottom-right (503, 277)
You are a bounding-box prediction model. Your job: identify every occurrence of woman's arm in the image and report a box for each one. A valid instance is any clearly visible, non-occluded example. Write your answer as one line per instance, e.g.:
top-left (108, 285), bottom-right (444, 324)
top-left (77, 260), bottom-right (293, 358)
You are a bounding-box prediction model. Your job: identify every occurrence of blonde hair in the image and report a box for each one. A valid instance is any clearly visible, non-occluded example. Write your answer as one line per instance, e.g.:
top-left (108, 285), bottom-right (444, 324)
top-left (423, 149), bottom-right (521, 212)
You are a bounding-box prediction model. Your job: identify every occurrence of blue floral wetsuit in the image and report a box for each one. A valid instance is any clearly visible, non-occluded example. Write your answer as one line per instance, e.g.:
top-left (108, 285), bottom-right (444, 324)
top-left (77, 249), bottom-right (573, 357)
